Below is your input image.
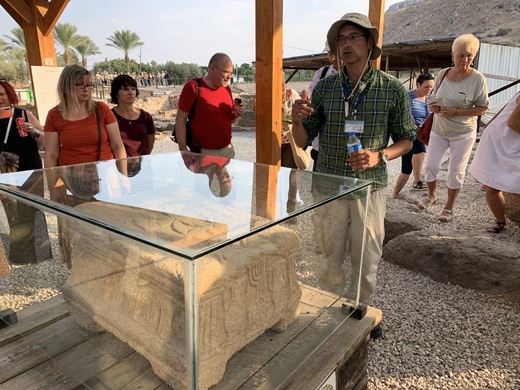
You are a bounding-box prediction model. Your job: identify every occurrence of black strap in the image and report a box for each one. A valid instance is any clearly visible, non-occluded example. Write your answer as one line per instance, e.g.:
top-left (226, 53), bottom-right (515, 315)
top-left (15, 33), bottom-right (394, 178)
top-left (320, 65), bottom-right (330, 80)
top-left (188, 78), bottom-right (202, 122)
top-left (94, 103), bottom-right (101, 161)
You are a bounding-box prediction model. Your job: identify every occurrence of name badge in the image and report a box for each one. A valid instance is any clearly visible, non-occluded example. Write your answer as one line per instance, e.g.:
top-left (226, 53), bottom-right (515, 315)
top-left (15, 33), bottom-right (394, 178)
top-left (344, 120), bottom-right (364, 134)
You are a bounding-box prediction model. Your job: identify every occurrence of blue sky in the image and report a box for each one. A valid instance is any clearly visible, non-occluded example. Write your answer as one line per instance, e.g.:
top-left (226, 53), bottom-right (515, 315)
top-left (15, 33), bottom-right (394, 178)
top-left (1, 0), bottom-right (402, 68)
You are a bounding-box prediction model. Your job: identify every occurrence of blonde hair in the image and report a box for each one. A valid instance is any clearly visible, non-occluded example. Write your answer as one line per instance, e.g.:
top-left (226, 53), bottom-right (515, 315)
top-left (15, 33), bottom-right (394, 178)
top-left (62, 164), bottom-right (101, 200)
top-left (452, 34), bottom-right (480, 55)
top-left (57, 64), bottom-right (96, 118)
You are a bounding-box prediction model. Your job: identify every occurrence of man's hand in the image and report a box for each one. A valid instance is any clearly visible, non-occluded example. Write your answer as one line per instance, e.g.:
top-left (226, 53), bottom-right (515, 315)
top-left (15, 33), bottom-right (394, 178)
top-left (348, 150), bottom-right (380, 171)
top-left (291, 89), bottom-right (314, 123)
top-left (181, 151), bottom-right (198, 169)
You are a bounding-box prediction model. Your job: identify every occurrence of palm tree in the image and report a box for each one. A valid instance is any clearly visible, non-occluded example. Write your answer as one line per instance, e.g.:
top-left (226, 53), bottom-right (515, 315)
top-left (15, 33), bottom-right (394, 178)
top-left (106, 30), bottom-right (143, 74)
top-left (74, 36), bottom-right (100, 68)
top-left (0, 38), bottom-right (12, 55)
top-left (3, 27), bottom-right (29, 81)
top-left (53, 22), bottom-right (82, 65)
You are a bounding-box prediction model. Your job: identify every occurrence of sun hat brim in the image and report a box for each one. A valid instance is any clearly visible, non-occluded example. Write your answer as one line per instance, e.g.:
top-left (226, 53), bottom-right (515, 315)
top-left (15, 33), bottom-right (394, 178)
top-left (326, 13), bottom-right (382, 60)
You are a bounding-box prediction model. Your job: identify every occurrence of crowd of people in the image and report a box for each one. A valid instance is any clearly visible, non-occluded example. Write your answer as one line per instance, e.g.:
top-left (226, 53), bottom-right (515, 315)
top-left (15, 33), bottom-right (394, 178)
top-left (0, 51), bottom-right (244, 271)
top-left (1, 13), bottom-right (518, 341)
top-left (96, 70), bottom-right (171, 88)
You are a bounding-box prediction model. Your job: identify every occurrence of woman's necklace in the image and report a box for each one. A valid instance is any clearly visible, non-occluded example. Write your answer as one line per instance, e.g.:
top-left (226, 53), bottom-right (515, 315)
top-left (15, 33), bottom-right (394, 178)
top-left (116, 107), bottom-right (138, 124)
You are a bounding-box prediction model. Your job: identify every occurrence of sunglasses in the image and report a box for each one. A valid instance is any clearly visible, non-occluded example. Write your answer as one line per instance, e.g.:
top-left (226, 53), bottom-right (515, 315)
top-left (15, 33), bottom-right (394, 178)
top-left (417, 73), bottom-right (435, 81)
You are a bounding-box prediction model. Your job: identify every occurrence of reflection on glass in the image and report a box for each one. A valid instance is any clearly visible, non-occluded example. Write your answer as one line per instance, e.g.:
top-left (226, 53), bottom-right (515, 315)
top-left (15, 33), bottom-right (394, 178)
top-left (0, 152), bottom-right (373, 390)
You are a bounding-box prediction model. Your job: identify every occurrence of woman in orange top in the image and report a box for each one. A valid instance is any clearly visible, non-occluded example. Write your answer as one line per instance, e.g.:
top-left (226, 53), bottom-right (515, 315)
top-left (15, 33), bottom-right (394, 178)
top-left (44, 64), bottom-right (126, 168)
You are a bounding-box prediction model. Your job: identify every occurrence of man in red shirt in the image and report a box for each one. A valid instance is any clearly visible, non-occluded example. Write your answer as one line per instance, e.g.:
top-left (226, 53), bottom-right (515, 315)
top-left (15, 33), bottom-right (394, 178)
top-left (176, 52), bottom-right (244, 158)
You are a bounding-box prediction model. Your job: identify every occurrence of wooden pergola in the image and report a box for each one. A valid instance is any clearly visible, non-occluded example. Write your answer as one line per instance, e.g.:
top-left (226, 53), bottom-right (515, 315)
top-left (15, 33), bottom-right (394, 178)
top-left (0, 0), bottom-right (386, 167)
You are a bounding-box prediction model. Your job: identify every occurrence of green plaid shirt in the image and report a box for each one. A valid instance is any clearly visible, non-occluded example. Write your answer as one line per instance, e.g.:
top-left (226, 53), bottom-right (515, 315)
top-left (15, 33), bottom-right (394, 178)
top-left (304, 65), bottom-right (415, 190)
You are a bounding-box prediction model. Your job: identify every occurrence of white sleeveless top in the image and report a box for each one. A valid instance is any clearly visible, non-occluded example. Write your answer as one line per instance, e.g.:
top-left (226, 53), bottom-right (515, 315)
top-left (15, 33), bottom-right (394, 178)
top-left (468, 92), bottom-right (520, 193)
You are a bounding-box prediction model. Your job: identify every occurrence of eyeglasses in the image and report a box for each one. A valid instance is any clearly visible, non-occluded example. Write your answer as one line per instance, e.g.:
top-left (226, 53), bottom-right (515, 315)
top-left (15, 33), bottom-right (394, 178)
top-left (213, 65), bottom-right (233, 77)
top-left (75, 83), bottom-right (95, 90)
top-left (336, 33), bottom-right (367, 45)
top-left (83, 177), bottom-right (101, 185)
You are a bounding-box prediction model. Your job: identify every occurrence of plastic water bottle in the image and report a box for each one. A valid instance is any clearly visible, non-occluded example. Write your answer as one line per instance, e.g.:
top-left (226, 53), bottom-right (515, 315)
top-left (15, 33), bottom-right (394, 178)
top-left (346, 132), bottom-right (363, 155)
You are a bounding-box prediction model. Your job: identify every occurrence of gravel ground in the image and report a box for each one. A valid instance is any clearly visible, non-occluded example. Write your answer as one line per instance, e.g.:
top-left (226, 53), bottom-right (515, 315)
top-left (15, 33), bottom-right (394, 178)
top-left (1, 130), bottom-right (519, 389)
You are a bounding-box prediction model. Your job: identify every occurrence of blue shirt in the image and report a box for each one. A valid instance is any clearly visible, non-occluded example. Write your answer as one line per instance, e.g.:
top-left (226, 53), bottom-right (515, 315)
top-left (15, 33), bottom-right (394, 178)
top-left (408, 90), bottom-right (431, 127)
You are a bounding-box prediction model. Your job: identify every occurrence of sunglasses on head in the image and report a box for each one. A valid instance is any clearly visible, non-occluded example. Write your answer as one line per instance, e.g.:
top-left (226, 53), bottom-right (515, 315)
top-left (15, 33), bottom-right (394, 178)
top-left (417, 73), bottom-right (435, 82)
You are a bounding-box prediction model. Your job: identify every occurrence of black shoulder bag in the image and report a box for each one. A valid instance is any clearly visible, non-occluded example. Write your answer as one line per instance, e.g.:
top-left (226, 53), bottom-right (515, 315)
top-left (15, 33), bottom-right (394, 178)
top-left (171, 78), bottom-right (202, 149)
top-left (94, 103), bottom-right (101, 161)
top-left (320, 65), bottom-right (330, 80)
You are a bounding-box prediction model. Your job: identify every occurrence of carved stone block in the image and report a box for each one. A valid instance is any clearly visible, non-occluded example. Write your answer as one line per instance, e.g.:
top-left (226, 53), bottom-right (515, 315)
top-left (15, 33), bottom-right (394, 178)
top-left (62, 202), bottom-right (301, 389)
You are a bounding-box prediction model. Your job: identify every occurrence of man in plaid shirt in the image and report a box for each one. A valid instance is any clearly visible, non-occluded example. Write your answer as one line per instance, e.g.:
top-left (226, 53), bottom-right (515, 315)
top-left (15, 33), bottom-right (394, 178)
top-left (292, 13), bottom-right (415, 338)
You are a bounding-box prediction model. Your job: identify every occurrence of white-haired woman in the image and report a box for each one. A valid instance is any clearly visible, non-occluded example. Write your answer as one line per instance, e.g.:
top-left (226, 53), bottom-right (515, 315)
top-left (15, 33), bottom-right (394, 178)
top-left (418, 34), bottom-right (489, 222)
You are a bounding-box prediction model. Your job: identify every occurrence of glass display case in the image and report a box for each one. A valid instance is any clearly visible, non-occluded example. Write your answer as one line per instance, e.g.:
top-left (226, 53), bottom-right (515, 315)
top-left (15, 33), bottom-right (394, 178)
top-left (0, 152), bottom-right (372, 389)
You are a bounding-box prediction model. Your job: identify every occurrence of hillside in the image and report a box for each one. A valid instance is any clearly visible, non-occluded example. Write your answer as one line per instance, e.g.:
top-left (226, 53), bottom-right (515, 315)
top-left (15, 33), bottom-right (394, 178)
top-left (383, 0), bottom-right (520, 46)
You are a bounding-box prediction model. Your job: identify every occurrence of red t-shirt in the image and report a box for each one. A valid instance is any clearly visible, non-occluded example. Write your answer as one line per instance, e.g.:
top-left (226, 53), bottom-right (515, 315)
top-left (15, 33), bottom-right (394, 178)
top-left (178, 78), bottom-right (233, 149)
top-left (44, 102), bottom-right (117, 166)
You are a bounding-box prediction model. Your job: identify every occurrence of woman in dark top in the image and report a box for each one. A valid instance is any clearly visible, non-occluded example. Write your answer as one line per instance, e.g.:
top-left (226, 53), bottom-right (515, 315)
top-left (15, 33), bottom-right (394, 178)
top-left (0, 79), bottom-right (51, 264)
top-left (110, 75), bottom-right (156, 156)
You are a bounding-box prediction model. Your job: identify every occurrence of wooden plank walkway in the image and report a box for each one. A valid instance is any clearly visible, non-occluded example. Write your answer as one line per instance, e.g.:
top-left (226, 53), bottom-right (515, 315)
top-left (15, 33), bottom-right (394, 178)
top-left (0, 285), bottom-right (380, 390)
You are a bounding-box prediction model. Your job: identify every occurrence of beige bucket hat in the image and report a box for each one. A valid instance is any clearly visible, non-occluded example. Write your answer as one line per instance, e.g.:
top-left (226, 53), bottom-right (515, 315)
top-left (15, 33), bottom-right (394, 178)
top-left (323, 41), bottom-right (330, 52)
top-left (326, 12), bottom-right (382, 60)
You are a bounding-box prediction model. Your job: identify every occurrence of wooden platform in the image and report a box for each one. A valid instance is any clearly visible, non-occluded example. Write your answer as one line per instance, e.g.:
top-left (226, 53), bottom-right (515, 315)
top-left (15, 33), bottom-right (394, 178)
top-left (0, 285), bottom-right (381, 390)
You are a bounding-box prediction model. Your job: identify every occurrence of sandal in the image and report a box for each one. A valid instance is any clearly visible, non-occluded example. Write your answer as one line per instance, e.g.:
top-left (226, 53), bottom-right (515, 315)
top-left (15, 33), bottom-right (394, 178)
top-left (418, 197), bottom-right (437, 210)
top-left (487, 220), bottom-right (506, 233)
top-left (413, 181), bottom-right (427, 190)
top-left (438, 209), bottom-right (453, 223)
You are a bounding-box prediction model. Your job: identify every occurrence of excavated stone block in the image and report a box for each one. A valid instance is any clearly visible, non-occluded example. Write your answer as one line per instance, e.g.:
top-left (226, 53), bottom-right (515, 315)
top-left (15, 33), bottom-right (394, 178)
top-left (62, 202), bottom-right (301, 389)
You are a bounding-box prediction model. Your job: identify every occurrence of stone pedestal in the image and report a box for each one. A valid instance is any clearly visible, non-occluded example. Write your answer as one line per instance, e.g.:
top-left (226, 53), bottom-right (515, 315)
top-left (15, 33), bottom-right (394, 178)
top-left (505, 192), bottom-right (520, 222)
top-left (62, 202), bottom-right (301, 389)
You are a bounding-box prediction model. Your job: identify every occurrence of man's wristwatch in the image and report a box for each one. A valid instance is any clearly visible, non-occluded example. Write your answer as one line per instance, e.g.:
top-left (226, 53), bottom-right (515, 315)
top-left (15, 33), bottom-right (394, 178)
top-left (378, 150), bottom-right (388, 164)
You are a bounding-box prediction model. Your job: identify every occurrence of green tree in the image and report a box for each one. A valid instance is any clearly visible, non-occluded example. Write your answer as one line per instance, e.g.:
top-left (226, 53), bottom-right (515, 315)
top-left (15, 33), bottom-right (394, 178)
top-left (3, 27), bottom-right (30, 82)
top-left (167, 63), bottom-right (202, 85)
top-left (53, 22), bottom-right (83, 65)
top-left (56, 51), bottom-right (80, 67)
top-left (106, 30), bottom-right (143, 74)
top-left (0, 38), bottom-right (12, 55)
top-left (74, 36), bottom-right (100, 68)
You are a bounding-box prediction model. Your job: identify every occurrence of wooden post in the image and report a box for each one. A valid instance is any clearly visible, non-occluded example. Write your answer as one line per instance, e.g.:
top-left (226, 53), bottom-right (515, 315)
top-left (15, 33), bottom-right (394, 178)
top-left (0, 0), bottom-right (69, 117)
top-left (254, 164), bottom-right (279, 220)
top-left (255, 0), bottom-right (283, 166)
top-left (368, 0), bottom-right (385, 70)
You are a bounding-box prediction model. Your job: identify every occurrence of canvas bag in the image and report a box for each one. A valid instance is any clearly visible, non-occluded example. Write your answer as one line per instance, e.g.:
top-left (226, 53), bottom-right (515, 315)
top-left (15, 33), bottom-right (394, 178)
top-left (287, 130), bottom-right (311, 170)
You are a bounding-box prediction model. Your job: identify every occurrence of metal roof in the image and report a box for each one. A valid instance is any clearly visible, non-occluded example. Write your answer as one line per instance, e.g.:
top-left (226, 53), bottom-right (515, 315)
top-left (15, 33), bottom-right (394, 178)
top-left (282, 37), bottom-right (462, 72)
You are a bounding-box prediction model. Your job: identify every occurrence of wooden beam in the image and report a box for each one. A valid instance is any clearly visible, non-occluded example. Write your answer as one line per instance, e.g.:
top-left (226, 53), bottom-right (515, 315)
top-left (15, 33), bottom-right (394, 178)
top-left (255, 0), bottom-right (283, 166)
top-left (1, 0), bottom-right (68, 119)
top-left (41, 0), bottom-right (69, 36)
top-left (368, 0), bottom-right (385, 70)
top-left (0, 0), bottom-right (32, 25)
